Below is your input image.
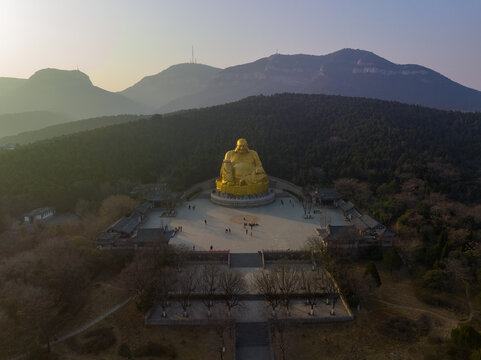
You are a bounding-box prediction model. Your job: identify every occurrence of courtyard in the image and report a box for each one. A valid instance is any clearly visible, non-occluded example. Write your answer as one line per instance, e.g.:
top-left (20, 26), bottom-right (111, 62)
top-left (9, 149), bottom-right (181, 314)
top-left (142, 193), bottom-right (350, 253)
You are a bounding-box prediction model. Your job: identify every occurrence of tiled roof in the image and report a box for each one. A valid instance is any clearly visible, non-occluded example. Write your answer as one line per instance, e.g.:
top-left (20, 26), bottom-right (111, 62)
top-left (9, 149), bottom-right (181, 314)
top-left (362, 215), bottom-right (382, 229)
top-left (94, 232), bottom-right (121, 245)
top-left (318, 225), bottom-right (358, 241)
top-left (351, 217), bottom-right (369, 232)
top-left (134, 202), bottom-right (152, 215)
top-left (339, 200), bottom-right (355, 212)
top-left (24, 207), bottom-right (55, 217)
top-left (315, 188), bottom-right (342, 200)
top-left (134, 228), bottom-right (169, 243)
top-left (351, 215), bottom-right (385, 233)
top-left (111, 214), bottom-right (140, 235)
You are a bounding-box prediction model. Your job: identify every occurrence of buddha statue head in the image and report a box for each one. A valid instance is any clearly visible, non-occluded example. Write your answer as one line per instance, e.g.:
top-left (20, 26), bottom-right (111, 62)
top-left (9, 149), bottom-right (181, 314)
top-left (235, 138), bottom-right (249, 153)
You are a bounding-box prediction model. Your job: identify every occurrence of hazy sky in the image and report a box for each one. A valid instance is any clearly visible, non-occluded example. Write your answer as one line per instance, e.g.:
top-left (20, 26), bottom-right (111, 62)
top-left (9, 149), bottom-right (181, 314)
top-left (1, 0), bottom-right (480, 92)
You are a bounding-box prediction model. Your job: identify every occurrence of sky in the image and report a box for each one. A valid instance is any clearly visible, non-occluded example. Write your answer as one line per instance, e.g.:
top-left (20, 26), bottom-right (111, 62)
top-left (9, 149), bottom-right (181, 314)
top-left (1, 0), bottom-right (480, 92)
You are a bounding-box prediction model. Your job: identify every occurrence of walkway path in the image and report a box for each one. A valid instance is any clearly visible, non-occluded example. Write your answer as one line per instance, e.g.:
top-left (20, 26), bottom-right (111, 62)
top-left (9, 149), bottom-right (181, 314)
top-left (236, 322), bottom-right (272, 360)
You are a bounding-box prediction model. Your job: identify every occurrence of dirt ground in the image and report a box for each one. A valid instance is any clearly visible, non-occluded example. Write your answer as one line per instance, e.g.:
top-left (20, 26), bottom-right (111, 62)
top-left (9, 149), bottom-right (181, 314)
top-left (52, 301), bottom-right (235, 360)
top-left (272, 267), bottom-right (467, 360)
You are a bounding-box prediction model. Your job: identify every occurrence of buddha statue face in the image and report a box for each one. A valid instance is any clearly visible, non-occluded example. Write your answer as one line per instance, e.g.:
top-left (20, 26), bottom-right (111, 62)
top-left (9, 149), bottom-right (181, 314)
top-left (235, 138), bottom-right (249, 153)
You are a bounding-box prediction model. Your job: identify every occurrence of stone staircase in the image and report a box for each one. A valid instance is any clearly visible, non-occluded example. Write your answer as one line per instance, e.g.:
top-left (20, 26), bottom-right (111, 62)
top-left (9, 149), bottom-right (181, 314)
top-left (235, 322), bottom-right (272, 360)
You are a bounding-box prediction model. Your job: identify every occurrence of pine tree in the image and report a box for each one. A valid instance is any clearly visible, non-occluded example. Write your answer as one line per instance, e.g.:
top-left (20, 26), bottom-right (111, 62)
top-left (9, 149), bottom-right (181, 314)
top-left (365, 261), bottom-right (382, 287)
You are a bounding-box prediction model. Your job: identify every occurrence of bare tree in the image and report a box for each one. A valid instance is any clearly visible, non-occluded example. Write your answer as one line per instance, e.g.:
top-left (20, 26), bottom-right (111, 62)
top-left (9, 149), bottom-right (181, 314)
top-left (2, 280), bottom-right (59, 352)
top-left (443, 255), bottom-right (473, 284)
top-left (154, 266), bottom-right (177, 318)
top-left (273, 264), bottom-right (299, 316)
top-left (99, 194), bottom-right (138, 222)
top-left (177, 267), bottom-right (197, 317)
top-left (219, 269), bottom-right (245, 317)
top-left (199, 264), bottom-right (221, 317)
top-left (334, 178), bottom-right (372, 208)
top-left (300, 270), bottom-right (322, 316)
top-left (254, 269), bottom-right (282, 317)
top-left (121, 249), bottom-right (160, 312)
top-left (325, 276), bottom-right (340, 315)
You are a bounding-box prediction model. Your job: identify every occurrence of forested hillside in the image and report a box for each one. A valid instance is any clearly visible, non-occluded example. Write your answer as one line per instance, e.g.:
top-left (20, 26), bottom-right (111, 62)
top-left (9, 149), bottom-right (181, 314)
top-left (0, 94), bottom-right (480, 213)
top-left (0, 111), bottom-right (71, 138)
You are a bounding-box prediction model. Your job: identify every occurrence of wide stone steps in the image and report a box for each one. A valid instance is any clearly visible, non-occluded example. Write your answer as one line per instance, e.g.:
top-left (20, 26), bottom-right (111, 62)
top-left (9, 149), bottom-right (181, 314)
top-left (229, 253), bottom-right (263, 268)
top-left (235, 322), bottom-right (272, 360)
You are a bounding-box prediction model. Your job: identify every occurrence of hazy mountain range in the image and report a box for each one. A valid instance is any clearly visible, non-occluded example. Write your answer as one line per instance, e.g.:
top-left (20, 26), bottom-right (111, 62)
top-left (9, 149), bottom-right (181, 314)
top-left (153, 49), bottom-right (481, 113)
top-left (1, 48), bottom-right (480, 139)
top-left (120, 63), bottom-right (221, 109)
top-left (0, 69), bottom-right (147, 120)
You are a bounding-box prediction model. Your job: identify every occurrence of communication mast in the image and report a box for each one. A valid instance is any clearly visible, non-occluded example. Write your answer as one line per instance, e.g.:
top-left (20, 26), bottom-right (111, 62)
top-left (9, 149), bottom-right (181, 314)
top-left (191, 46), bottom-right (197, 64)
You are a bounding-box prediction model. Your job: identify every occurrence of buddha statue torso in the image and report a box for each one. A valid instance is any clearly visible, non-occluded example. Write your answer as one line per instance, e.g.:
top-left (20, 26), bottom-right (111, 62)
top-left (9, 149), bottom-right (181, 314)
top-left (216, 139), bottom-right (269, 196)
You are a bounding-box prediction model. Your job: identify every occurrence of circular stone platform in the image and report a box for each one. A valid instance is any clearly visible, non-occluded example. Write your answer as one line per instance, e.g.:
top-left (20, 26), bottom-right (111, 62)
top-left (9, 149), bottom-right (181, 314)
top-left (210, 189), bottom-right (276, 208)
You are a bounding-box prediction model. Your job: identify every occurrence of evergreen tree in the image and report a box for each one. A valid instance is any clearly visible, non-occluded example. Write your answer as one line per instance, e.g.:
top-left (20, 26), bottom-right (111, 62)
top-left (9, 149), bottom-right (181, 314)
top-left (365, 261), bottom-right (382, 287)
top-left (382, 248), bottom-right (403, 275)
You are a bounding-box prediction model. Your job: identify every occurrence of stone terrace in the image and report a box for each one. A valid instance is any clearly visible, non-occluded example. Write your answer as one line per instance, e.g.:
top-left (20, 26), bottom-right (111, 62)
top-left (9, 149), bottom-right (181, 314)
top-left (142, 195), bottom-right (350, 253)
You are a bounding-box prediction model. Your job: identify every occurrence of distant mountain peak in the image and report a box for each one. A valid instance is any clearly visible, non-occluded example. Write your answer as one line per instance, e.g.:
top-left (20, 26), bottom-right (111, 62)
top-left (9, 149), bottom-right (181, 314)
top-left (0, 68), bottom-right (148, 119)
top-left (29, 68), bottom-right (93, 87)
top-left (119, 63), bottom-right (221, 109)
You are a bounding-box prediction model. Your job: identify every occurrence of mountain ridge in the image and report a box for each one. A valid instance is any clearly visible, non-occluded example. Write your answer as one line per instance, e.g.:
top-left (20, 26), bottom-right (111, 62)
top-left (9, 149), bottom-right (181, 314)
top-left (0, 69), bottom-right (150, 119)
top-left (156, 49), bottom-right (481, 113)
top-left (1, 49), bottom-right (480, 119)
top-left (119, 63), bottom-right (221, 109)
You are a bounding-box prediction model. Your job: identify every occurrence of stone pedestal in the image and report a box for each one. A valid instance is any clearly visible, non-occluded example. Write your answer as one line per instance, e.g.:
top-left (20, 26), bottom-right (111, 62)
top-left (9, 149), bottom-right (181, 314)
top-left (210, 189), bottom-right (275, 208)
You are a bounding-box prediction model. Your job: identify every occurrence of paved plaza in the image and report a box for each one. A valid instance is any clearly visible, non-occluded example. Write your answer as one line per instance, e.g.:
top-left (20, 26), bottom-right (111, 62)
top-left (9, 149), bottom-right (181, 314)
top-left (142, 194), bottom-right (350, 253)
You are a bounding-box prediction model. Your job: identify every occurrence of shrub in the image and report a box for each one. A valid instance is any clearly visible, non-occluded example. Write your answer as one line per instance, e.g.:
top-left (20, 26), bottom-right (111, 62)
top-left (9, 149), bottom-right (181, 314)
top-left (422, 269), bottom-right (452, 292)
top-left (471, 349), bottom-right (481, 360)
top-left (474, 293), bottom-right (481, 311)
top-left (413, 280), bottom-right (468, 312)
top-left (416, 314), bottom-right (431, 336)
top-left (133, 342), bottom-right (177, 358)
top-left (381, 316), bottom-right (418, 342)
top-left (26, 348), bottom-right (59, 360)
top-left (451, 324), bottom-right (481, 351)
top-left (68, 327), bottom-right (117, 354)
top-left (118, 343), bottom-right (132, 358)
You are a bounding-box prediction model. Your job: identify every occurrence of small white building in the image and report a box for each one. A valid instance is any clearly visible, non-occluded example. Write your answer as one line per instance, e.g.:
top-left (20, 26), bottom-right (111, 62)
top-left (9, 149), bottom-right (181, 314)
top-left (1, 144), bottom-right (16, 151)
top-left (24, 207), bottom-right (56, 223)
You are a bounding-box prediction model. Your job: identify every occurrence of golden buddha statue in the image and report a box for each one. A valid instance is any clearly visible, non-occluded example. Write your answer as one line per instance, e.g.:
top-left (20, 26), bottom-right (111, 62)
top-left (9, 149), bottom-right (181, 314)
top-left (216, 138), bottom-right (269, 196)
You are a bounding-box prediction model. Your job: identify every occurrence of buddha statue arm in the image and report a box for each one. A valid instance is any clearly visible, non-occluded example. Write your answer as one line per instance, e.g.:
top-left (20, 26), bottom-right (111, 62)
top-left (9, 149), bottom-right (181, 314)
top-left (251, 151), bottom-right (266, 174)
top-left (221, 151), bottom-right (235, 184)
